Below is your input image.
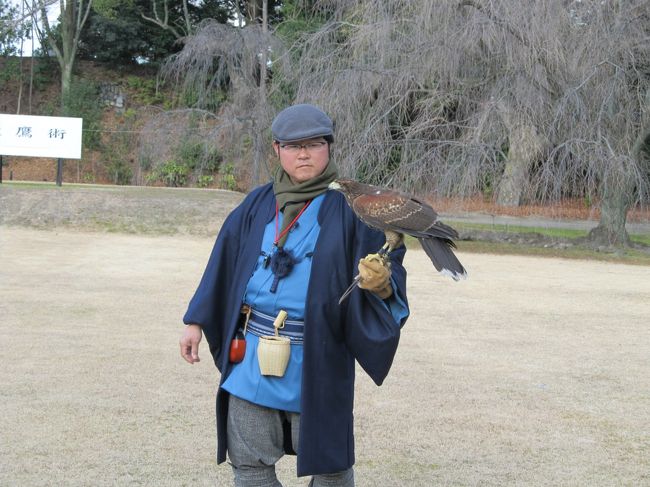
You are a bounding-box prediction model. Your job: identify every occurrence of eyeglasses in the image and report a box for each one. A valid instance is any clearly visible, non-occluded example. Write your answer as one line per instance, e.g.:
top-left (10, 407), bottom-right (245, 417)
top-left (279, 141), bottom-right (328, 153)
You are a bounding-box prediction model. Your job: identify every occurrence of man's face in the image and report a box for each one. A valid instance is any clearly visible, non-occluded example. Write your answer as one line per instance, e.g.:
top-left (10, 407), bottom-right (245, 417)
top-left (273, 137), bottom-right (330, 184)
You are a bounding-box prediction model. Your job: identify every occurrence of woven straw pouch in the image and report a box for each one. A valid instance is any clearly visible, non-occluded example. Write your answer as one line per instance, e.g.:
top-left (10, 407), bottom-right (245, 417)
top-left (257, 310), bottom-right (290, 377)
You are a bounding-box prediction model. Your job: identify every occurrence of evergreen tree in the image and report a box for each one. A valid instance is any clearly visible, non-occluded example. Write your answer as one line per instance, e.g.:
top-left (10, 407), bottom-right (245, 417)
top-left (78, 0), bottom-right (232, 64)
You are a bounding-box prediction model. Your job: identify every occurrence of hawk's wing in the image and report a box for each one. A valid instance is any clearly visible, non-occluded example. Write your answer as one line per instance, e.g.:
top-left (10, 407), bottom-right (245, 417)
top-left (351, 189), bottom-right (457, 240)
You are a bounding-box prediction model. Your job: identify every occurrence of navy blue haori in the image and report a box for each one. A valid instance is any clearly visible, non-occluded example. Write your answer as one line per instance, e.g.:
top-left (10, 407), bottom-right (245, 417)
top-left (183, 184), bottom-right (409, 477)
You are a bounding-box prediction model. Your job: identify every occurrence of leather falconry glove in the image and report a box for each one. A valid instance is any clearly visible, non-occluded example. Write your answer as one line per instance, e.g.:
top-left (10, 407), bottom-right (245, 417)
top-left (357, 254), bottom-right (393, 299)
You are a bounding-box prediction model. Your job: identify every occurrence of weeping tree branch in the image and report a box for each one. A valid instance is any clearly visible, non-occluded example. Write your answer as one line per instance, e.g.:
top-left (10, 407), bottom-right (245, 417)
top-left (160, 19), bottom-right (290, 181)
top-left (459, 0), bottom-right (561, 98)
top-left (161, 0), bottom-right (650, 247)
top-left (282, 0), bottom-right (649, 245)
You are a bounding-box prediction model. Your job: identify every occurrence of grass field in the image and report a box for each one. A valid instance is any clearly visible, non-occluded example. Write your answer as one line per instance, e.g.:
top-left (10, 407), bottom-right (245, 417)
top-left (1, 184), bottom-right (649, 486)
top-left (451, 221), bottom-right (650, 246)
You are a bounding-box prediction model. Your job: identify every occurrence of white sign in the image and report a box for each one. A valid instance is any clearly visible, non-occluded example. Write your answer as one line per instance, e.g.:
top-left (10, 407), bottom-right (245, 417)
top-left (0, 114), bottom-right (83, 159)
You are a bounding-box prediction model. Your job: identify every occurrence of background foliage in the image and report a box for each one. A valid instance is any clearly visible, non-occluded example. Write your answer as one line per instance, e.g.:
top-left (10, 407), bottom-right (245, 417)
top-left (2, 0), bottom-right (650, 246)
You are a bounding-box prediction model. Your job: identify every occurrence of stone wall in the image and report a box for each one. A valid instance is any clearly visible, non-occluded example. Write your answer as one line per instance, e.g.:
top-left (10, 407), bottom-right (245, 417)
top-left (99, 83), bottom-right (127, 111)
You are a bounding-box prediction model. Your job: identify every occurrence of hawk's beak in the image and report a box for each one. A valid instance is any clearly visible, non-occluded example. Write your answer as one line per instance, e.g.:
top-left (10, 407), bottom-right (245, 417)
top-left (328, 181), bottom-right (341, 190)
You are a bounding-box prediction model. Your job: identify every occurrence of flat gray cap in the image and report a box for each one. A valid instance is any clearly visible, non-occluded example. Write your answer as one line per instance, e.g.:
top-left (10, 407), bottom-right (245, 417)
top-left (271, 104), bottom-right (334, 143)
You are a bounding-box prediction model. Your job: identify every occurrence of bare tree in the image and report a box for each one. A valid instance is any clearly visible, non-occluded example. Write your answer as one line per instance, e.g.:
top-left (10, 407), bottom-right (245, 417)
top-left (159, 0), bottom-right (649, 245)
top-left (140, 0), bottom-right (192, 39)
top-left (31, 0), bottom-right (93, 106)
top-left (285, 0), bottom-right (650, 245)
top-left (252, 0), bottom-right (269, 185)
top-left (542, 1), bottom-right (650, 245)
top-left (160, 18), bottom-right (290, 183)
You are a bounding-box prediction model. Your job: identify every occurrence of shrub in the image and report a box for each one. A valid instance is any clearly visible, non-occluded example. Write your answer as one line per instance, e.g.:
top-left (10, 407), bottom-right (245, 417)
top-left (197, 175), bottom-right (214, 188)
top-left (149, 160), bottom-right (189, 187)
top-left (219, 163), bottom-right (237, 191)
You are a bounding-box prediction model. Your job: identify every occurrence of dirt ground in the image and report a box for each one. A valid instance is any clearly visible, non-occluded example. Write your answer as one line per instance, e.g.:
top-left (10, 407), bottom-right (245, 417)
top-left (0, 183), bottom-right (244, 236)
top-left (1, 225), bottom-right (648, 486)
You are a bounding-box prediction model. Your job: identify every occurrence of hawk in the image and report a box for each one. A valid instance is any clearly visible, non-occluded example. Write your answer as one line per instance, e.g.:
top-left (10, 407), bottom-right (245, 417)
top-left (329, 178), bottom-right (467, 301)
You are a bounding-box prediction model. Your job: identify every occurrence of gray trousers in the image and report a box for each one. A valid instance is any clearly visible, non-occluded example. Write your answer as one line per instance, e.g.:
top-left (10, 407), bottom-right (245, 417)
top-left (227, 395), bottom-right (354, 487)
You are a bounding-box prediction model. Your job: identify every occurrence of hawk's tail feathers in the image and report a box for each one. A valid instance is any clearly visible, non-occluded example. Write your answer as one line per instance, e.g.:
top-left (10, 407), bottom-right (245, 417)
top-left (425, 220), bottom-right (459, 240)
top-left (418, 237), bottom-right (467, 281)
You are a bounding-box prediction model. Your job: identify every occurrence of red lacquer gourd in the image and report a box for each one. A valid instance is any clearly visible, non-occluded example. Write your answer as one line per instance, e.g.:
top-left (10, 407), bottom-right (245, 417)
top-left (229, 331), bottom-right (246, 363)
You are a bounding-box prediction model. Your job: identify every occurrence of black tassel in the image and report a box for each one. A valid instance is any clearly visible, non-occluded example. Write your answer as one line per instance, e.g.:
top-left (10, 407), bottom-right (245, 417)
top-left (269, 247), bottom-right (296, 293)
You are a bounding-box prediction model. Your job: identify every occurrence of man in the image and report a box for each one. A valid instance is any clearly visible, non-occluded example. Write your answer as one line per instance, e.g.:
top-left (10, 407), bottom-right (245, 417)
top-left (180, 104), bottom-right (409, 487)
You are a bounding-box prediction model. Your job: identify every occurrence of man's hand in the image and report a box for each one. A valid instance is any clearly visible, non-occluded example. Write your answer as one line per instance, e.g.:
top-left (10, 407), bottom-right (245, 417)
top-left (180, 324), bottom-right (203, 364)
top-left (357, 254), bottom-right (393, 299)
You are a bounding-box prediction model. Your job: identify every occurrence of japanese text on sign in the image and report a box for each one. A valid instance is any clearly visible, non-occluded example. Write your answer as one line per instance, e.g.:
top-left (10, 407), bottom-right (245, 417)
top-left (0, 114), bottom-right (83, 159)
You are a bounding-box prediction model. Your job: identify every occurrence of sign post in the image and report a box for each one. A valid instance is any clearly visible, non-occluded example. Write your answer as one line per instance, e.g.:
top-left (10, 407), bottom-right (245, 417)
top-left (0, 114), bottom-right (83, 185)
top-left (0, 155), bottom-right (3, 184)
top-left (56, 158), bottom-right (63, 186)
